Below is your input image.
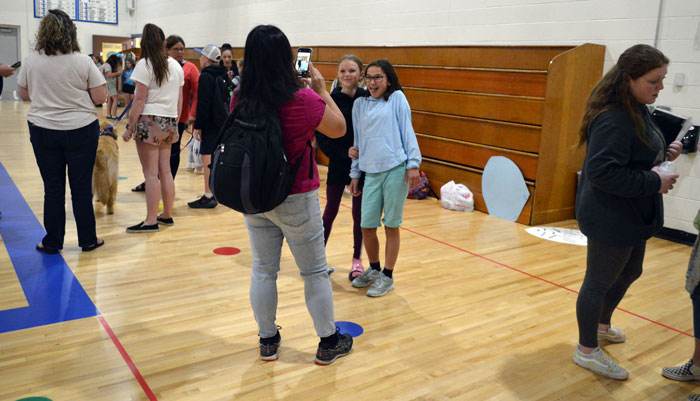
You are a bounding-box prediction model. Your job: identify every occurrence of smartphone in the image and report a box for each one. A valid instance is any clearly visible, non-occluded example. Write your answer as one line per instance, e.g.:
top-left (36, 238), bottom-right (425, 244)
top-left (10, 61), bottom-right (20, 68)
top-left (296, 48), bottom-right (312, 78)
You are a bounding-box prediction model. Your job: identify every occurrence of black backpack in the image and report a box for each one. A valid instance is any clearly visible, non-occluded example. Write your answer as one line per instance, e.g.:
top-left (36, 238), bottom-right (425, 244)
top-left (209, 110), bottom-right (313, 214)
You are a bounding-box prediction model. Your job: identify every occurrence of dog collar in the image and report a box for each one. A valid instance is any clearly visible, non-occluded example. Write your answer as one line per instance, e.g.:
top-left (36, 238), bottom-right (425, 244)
top-left (99, 126), bottom-right (117, 140)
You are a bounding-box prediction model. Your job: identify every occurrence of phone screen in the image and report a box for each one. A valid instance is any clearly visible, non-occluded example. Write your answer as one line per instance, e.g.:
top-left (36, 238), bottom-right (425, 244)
top-left (296, 48), bottom-right (312, 78)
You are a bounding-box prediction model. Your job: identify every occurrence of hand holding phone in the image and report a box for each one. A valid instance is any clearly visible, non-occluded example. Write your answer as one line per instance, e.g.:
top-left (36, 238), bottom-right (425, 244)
top-left (296, 48), bottom-right (312, 78)
top-left (10, 61), bottom-right (21, 68)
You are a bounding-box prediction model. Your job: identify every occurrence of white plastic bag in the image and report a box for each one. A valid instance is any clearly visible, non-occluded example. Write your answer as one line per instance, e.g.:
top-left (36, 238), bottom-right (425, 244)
top-left (440, 181), bottom-right (474, 212)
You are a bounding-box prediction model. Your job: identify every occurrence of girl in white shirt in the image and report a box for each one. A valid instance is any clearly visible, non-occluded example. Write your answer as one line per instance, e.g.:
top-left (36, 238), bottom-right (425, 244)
top-left (123, 23), bottom-right (184, 233)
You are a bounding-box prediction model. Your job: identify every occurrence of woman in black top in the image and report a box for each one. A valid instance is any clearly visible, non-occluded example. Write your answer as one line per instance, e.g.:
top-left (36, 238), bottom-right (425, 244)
top-left (573, 44), bottom-right (681, 380)
top-left (315, 55), bottom-right (367, 281)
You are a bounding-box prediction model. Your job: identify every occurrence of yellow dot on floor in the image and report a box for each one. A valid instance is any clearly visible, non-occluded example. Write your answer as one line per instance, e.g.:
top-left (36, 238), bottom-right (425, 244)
top-left (158, 204), bottom-right (163, 211)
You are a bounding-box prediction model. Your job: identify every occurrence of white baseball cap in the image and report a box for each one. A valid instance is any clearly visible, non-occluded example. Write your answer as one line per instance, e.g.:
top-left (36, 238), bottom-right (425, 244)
top-left (194, 44), bottom-right (221, 62)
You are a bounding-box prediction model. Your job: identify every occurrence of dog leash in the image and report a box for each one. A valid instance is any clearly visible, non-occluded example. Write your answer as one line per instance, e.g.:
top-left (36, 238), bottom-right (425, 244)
top-left (99, 99), bottom-right (133, 137)
top-left (99, 99), bottom-right (194, 158)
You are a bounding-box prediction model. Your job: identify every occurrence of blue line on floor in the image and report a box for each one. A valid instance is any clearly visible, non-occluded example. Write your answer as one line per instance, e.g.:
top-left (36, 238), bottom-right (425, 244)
top-left (0, 163), bottom-right (98, 333)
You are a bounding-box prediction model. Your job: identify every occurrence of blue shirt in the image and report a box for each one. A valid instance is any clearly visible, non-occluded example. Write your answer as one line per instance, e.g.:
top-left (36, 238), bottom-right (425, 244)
top-left (350, 90), bottom-right (421, 178)
top-left (122, 68), bottom-right (134, 86)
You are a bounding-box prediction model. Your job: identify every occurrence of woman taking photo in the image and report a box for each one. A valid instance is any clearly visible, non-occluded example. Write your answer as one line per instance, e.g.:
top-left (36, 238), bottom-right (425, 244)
top-left (573, 44), bottom-right (682, 380)
top-left (231, 25), bottom-right (352, 365)
top-left (18, 8), bottom-right (106, 253)
top-left (123, 23), bottom-right (184, 233)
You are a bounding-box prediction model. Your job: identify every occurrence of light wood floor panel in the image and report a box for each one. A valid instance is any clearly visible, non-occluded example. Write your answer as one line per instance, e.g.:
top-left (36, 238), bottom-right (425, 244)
top-left (1, 101), bottom-right (698, 400)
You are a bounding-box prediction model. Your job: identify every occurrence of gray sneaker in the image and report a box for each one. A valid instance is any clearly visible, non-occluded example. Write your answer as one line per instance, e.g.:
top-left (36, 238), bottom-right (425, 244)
top-left (662, 360), bottom-right (700, 381)
top-left (366, 273), bottom-right (394, 297)
top-left (352, 268), bottom-right (380, 288)
top-left (573, 346), bottom-right (628, 380)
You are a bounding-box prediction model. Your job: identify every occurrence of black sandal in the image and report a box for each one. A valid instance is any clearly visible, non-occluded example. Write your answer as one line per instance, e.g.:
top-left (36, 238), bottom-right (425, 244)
top-left (131, 182), bottom-right (146, 192)
top-left (36, 242), bottom-right (59, 254)
top-left (82, 239), bottom-right (105, 252)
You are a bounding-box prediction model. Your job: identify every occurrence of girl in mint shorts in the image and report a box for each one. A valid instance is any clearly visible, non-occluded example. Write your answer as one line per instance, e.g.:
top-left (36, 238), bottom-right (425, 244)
top-left (348, 59), bottom-right (421, 298)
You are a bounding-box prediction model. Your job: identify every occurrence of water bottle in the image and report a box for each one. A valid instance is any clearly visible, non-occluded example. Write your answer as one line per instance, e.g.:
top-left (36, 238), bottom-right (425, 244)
top-left (658, 161), bottom-right (677, 174)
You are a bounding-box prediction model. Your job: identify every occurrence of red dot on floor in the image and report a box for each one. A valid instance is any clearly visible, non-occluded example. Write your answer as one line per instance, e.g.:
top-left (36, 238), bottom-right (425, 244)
top-left (214, 247), bottom-right (241, 256)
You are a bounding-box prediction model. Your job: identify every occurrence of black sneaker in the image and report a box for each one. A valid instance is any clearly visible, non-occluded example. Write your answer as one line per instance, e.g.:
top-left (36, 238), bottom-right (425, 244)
top-left (126, 222), bottom-right (159, 233)
top-left (188, 195), bottom-right (218, 209)
top-left (315, 332), bottom-right (353, 365)
top-left (157, 215), bottom-right (174, 226)
top-left (260, 329), bottom-right (281, 361)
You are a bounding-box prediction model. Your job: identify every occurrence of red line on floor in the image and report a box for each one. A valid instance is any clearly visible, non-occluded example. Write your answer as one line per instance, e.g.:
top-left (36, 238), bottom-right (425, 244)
top-left (98, 315), bottom-right (159, 401)
top-left (326, 196), bottom-right (692, 338)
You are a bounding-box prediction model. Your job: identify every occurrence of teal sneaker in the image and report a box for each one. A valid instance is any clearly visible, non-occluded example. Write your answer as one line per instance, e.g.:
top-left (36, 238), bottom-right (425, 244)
top-left (352, 268), bottom-right (380, 288)
top-left (366, 273), bottom-right (394, 297)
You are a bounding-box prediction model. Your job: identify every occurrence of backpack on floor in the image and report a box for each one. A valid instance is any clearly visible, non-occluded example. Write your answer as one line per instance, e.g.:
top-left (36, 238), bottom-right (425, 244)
top-left (209, 110), bottom-right (312, 214)
top-left (407, 171), bottom-right (439, 200)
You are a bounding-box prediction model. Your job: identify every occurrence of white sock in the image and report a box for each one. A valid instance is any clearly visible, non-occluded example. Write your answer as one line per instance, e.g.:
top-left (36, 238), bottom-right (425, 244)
top-left (204, 192), bottom-right (213, 198)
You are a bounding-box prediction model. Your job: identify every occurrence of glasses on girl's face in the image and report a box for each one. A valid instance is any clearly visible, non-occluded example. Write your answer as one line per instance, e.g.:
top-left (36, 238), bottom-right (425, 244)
top-left (365, 74), bottom-right (385, 82)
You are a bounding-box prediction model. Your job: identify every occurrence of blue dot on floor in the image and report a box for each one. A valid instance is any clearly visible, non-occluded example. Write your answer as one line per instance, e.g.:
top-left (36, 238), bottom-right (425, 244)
top-left (335, 321), bottom-right (363, 337)
top-left (118, 176), bottom-right (128, 180)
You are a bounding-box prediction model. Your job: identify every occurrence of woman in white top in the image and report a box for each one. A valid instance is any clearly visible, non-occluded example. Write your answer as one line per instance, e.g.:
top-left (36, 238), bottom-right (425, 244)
top-left (123, 23), bottom-right (184, 233)
top-left (18, 9), bottom-right (107, 254)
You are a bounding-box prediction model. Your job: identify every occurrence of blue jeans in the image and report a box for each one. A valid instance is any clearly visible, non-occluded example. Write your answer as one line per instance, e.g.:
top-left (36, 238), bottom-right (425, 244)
top-left (244, 189), bottom-right (335, 339)
top-left (29, 120), bottom-right (99, 249)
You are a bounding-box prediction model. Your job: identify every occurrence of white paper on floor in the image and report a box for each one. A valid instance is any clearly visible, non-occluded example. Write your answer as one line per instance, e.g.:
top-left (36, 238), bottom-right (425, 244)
top-left (525, 227), bottom-right (588, 246)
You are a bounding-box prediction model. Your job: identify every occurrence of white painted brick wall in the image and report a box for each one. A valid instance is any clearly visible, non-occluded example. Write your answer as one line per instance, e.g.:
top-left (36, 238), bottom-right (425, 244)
top-left (3, 0), bottom-right (699, 231)
top-left (0, 0), bottom-right (136, 60)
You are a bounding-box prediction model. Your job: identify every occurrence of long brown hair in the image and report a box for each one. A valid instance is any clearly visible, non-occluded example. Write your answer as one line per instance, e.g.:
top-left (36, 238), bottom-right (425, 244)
top-left (35, 9), bottom-right (80, 55)
top-left (139, 24), bottom-right (169, 86)
top-left (579, 44), bottom-right (668, 146)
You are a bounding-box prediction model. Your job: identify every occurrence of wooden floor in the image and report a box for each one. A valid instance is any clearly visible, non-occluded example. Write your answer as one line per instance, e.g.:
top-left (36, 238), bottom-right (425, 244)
top-left (1, 100), bottom-right (698, 400)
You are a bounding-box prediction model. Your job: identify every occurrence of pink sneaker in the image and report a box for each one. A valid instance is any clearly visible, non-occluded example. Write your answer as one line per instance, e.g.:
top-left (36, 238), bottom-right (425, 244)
top-left (349, 258), bottom-right (364, 281)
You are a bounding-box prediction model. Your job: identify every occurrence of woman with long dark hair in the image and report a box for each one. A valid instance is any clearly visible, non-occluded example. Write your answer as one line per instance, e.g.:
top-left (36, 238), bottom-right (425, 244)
top-left (122, 24), bottom-right (184, 233)
top-left (573, 44), bottom-right (682, 380)
top-left (104, 53), bottom-right (121, 119)
top-left (230, 25), bottom-right (352, 365)
top-left (17, 8), bottom-right (106, 253)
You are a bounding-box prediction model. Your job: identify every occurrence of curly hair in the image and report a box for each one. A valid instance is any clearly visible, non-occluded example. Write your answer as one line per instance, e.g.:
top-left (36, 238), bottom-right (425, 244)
top-left (35, 9), bottom-right (80, 55)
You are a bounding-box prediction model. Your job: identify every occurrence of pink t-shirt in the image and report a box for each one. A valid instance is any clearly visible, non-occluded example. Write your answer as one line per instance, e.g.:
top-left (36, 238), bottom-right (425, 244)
top-left (231, 88), bottom-right (326, 194)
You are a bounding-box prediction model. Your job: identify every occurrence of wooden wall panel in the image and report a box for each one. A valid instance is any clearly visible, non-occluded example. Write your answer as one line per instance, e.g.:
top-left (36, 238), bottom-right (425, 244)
top-left (417, 134), bottom-right (538, 181)
top-left (421, 159), bottom-right (534, 225)
top-left (412, 112), bottom-right (541, 153)
top-left (405, 88), bottom-right (544, 126)
top-left (314, 46), bottom-right (574, 70)
top-left (531, 43), bottom-right (605, 225)
top-left (314, 62), bottom-right (547, 97)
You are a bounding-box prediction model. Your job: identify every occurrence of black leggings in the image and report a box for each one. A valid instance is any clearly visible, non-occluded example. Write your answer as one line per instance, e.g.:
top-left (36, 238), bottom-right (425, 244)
top-left (170, 122), bottom-right (186, 179)
top-left (576, 238), bottom-right (646, 348)
top-left (322, 184), bottom-right (363, 259)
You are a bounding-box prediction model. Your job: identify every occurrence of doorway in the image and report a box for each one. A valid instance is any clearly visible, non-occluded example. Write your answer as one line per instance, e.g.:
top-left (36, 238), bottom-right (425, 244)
top-left (0, 26), bottom-right (20, 101)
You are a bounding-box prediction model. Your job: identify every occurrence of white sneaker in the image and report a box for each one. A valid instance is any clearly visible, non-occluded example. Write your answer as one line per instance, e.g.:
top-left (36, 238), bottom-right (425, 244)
top-left (573, 346), bottom-right (629, 380)
top-left (597, 326), bottom-right (626, 343)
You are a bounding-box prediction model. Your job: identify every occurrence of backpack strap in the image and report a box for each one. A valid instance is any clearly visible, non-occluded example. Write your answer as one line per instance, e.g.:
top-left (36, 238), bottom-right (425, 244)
top-left (292, 140), bottom-right (314, 180)
top-left (307, 140), bottom-right (314, 180)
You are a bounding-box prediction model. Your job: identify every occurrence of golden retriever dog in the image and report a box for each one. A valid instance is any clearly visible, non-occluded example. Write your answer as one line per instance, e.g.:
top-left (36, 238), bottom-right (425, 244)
top-left (93, 120), bottom-right (119, 214)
